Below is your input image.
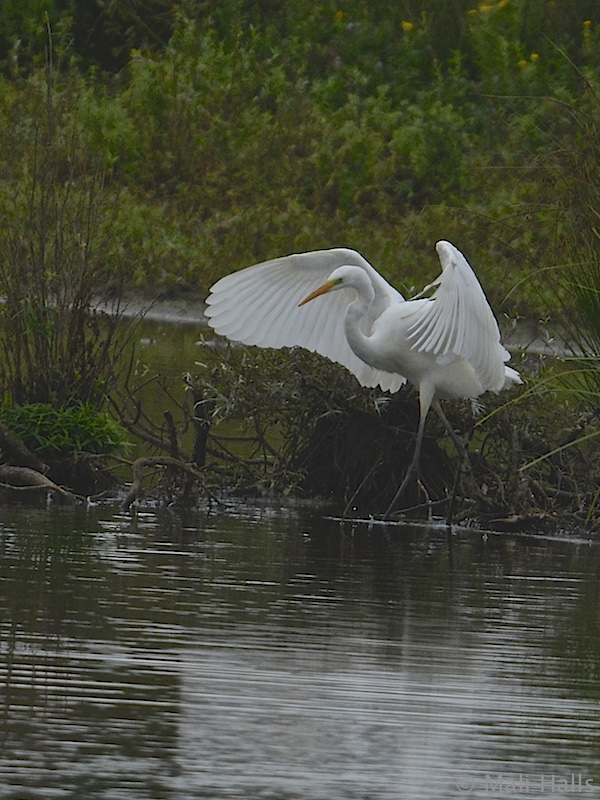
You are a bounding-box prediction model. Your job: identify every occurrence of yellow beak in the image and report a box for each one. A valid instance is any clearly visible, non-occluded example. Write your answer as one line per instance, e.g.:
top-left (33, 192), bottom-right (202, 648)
top-left (298, 279), bottom-right (337, 307)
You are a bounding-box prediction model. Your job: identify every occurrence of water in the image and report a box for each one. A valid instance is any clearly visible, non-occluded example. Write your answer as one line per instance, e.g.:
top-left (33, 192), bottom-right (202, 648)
top-left (0, 497), bottom-right (599, 800)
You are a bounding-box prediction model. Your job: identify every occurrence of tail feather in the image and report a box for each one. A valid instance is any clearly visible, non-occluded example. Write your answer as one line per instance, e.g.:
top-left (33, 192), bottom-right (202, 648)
top-left (503, 366), bottom-right (522, 389)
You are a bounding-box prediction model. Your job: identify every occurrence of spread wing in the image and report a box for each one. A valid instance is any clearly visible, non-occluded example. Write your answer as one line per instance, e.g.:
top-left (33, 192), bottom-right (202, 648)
top-left (205, 248), bottom-right (406, 393)
top-left (408, 241), bottom-right (511, 392)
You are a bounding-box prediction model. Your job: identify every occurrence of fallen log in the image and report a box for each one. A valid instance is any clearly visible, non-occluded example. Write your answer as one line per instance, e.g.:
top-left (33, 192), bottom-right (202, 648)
top-left (0, 422), bottom-right (49, 473)
top-left (0, 465), bottom-right (82, 501)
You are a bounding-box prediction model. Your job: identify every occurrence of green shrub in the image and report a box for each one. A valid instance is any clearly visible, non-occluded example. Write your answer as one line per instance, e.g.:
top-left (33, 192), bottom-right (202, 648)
top-left (0, 403), bottom-right (130, 457)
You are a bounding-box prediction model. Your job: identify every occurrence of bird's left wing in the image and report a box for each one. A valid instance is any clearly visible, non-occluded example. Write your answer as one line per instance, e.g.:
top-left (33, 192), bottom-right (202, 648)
top-left (407, 241), bottom-right (510, 392)
top-left (205, 248), bottom-right (405, 393)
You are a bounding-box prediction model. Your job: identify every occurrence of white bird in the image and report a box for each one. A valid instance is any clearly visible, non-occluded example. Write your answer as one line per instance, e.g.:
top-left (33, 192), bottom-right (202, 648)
top-left (205, 241), bottom-right (522, 519)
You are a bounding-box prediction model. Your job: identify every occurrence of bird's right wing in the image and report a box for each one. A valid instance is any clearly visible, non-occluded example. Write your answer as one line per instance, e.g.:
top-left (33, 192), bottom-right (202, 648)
top-left (205, 248), bottom-right (406, 393)
top-left (407, 240), bottom-right (510, 392)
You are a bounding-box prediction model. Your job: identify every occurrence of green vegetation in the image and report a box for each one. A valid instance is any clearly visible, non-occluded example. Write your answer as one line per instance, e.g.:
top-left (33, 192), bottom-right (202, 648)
top-left (0, 1), bottom-right (598, 306)
top-left (0, 402), bottom-right (129, 457)
top-left (0, 1), bottom-right (598, 522)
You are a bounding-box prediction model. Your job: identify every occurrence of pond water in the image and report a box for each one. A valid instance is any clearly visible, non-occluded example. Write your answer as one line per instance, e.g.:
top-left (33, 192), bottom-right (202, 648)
top-left (1, 498), bottom-right (599, 800)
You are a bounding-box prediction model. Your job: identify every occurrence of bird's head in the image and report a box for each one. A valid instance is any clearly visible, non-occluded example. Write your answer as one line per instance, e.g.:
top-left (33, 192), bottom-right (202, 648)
top-left (298, 266), bottom-right (352, 307)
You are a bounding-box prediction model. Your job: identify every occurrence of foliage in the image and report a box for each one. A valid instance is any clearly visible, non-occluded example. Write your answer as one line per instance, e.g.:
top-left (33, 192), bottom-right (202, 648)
top-left (113, 340), bottom-right (451, 506)
top-left (0, 0), bottom-right (173, 73)
top-left (112, 341), bottom-right (599, 525)
top-left (0, 402), bottom-right (130, 457)
top-left (0, 2), bottom-right (597, 310)
top-left (553, 80), bottom-right (600, 373)
top-left (512, 65), bottom-right (600, 413)
top-left (201, 345), bottom-right (396, 496)
top-left (0, 52), bottom-right (137, 407)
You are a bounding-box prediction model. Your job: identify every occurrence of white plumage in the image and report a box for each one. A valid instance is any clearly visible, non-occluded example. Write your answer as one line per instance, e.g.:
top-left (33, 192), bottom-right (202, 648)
top-left (205, 240), bottom-right (522, 519)
top-left (206, 247), bottom-right (406, 393)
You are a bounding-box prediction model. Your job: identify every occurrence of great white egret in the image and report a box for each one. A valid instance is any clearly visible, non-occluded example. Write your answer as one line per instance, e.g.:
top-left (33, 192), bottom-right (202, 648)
top-left (205, 241), bottom-right (522, 519)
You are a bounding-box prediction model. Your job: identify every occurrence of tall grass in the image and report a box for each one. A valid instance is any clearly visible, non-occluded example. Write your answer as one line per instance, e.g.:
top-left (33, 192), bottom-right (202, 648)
top-left (0, 51), bottom-right (132, 408)
top-left (537, 70), bottom-right (600, 392)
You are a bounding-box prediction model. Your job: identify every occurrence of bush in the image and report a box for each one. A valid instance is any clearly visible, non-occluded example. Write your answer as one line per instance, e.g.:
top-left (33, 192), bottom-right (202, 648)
top-left (0, 46), bottom-right (138, 407)
top-left (0, 402), bottom-right (130, 457)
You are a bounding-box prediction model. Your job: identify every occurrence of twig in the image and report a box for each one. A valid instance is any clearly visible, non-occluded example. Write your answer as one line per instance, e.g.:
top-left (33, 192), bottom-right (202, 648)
top-left (121, 456), bottom-right (223, 511)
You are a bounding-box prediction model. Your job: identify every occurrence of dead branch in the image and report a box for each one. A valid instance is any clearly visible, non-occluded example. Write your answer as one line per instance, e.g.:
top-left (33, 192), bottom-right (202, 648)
top-left (121, 456), bottom-right (223, 511)
top-left (0, 465), bottom-right (82, 501)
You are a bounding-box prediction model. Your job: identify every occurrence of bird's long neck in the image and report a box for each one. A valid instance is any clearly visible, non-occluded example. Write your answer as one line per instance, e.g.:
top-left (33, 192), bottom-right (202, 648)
top-left (343, 274), bottom-right (376, 360)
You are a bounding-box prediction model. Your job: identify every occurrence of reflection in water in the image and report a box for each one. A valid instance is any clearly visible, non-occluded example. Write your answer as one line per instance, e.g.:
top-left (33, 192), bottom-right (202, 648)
top-left (0, 500), bottom-right (599, 799)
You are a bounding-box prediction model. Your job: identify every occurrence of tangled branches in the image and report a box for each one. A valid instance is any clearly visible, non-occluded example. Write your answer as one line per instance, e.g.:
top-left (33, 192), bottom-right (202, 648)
top-left (106, 343), bottom-right (600, 528)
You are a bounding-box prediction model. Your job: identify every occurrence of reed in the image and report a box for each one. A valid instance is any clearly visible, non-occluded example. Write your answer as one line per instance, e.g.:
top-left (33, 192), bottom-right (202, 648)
top-left (0, 49), bottom-right (131, 409)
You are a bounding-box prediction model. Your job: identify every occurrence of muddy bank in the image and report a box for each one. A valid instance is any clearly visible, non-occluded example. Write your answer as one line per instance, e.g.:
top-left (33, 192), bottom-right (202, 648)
top-left (96, 292), bottom-right (208, 326)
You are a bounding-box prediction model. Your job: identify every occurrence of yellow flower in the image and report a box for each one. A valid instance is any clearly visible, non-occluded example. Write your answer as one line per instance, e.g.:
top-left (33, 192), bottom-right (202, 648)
top-left (517, 59), bottom-right (528, 68)
top-left (334, 10), bottom-right (345, 22)
top-left (479, 3), bottom-right (494, 11)
top-left (468, 8), bottom-right (478, 14)
top-left (497, 0), bottom-right (510, 7)
top-left (583, 20), bottom-right (592, 28)
top-left (530, 52), bottom-right (540, 61)
top-left (401, 20), bottom-right (414, 32)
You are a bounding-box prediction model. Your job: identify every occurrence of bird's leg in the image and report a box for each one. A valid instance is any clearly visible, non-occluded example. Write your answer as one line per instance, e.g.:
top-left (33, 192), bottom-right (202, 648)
top-left (433, 401), bottom-right (467, 458)
top-left (432, 401), bottom-right (468, 526)
top-left (446, 472), bottom-right (462, 527)
top-left (382, 402), bottom-right (429, 521)
top-left (416, 478), bottom-right (433, 521)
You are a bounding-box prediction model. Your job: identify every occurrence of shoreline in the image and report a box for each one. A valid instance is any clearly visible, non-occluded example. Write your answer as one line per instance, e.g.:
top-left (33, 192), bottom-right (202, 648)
top-left (95, 292), bottom-right (209, 327)
top-left (111, 294), bottom-right (569, 358)
top-left (92, 290), bottom-right (571, 359)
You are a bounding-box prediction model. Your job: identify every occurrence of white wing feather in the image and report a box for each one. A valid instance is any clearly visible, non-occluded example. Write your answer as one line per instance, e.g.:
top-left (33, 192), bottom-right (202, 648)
top-left (205, 248), bottom-right (406, 393)
top-left (408, 241), bottom-right (509, 392)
